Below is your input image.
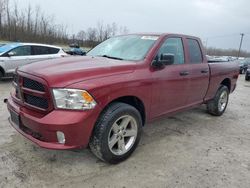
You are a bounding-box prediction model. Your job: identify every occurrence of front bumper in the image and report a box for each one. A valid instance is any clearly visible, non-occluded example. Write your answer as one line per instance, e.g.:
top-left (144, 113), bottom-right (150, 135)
top-left (7, 97), bottom-right (101, 150)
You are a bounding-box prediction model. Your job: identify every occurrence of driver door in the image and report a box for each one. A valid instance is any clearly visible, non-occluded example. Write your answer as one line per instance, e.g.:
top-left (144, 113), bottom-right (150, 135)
top-left (150, 37), bottom-right (190, 119)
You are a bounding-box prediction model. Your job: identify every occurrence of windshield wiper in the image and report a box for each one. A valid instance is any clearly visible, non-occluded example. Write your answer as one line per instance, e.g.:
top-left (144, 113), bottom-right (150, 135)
top-left (100, 55), bottom-right (124, 60)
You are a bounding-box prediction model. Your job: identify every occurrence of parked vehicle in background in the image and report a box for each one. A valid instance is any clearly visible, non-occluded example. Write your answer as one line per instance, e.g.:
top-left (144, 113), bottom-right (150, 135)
top-left (65, 44), bottom-right (87, 56)
top-left (245, 66), bottom-right (250, 81)
top-left (65, 47), bottom-right (86, 56)
top-left (206, 55), bottom-right (234, 63)
top-left (6, 33), bottom-right (239, 163)
top-left (238, 58), bottom-right (250, 74)
top-left (207, 56), bottom-right (227, 63)
top-left (0, 43), bottom-right (67, 79)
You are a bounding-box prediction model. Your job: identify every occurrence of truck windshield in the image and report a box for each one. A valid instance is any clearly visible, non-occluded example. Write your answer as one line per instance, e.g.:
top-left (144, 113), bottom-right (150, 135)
top-left (87, 35), bottom-right (159, 61)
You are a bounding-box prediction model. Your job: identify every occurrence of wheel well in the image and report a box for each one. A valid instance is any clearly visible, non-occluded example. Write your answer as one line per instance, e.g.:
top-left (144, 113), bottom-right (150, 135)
top-left (221, 78), bottom-right (231, 92)
top-left (108, 96), bottom-right (146, 126)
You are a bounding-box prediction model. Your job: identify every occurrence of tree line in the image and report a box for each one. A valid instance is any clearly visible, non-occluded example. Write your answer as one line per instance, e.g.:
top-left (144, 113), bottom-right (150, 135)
top-left (0, 0), bottom-right (128, 47)
top-left (73, 21), bottom-right (129, 47)
top-left (0, 0), bottom-right (249, 56)
top-left (206, 47), bottom-right (250, 58)
top-left (0, 0), bottom-right (69, 44)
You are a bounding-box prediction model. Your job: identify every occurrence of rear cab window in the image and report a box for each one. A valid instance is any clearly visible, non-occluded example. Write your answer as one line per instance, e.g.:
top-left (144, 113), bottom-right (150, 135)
top-left (187, 39), bottom-right (203, 64)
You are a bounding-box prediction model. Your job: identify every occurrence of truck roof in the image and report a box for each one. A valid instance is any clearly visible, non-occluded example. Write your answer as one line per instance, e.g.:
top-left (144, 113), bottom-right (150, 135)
top-left (126, 33), bottom-right (200, 39)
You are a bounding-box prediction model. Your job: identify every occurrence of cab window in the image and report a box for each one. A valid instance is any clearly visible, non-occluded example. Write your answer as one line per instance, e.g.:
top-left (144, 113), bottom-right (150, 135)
top-left (156, 38), bottom-right (185, 65)
top-left (187, 39), bottom-right (203, 63)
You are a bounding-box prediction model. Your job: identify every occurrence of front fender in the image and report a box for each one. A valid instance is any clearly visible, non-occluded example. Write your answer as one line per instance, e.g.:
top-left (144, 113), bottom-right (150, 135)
top-left (68, 73), bottom-right (152, 122)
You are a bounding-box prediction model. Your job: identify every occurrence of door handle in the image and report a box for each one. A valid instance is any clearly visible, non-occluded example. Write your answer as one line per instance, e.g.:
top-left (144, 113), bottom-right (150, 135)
top-left (201, 69), bottom-right (209, 73)
top-left (179, 71), bottom-right (189, 76)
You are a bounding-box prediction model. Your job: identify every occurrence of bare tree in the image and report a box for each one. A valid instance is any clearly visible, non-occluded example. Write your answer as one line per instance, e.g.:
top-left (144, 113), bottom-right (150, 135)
top-left (0, 0), bottom-right (69, 44)
top-left (0, 0), bottom-right (7, 34)
top-left (0, 1), bottom-right (129, 48)
top-left (86, 27), bottom-right (97, 47)
top-left (206, 47), bottom-right (250, 57)
top-left (96, 21), bottom-right (104, 42)
top-left (33, 5), bottom-right (40, 36)
top-left (119, 26), bottom-right (129, 35)
top-left (96, 22), bottom-right (119, 42)
top-left (13, 2), bottom-right (19, 40)
top-left (111, 22), bottom-right (117, 36)
top-left (76, 30), bottom-right (86, 46)
top-left (26, 4), bottom-right (32, 34)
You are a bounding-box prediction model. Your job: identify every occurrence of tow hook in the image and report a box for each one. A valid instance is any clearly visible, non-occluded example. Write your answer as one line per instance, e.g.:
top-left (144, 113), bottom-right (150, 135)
top-left (3, 99), bottom-right (8, 103)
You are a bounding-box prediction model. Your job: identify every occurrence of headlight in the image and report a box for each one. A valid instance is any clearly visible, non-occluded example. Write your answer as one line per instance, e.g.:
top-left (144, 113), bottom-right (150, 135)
top-left (52, 89), bottom-right (97, 110)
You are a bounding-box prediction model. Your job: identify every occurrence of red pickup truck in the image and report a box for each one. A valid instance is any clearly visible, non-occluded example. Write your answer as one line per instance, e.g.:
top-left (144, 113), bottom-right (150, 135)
top-left (6, 33), bottom-right (239, 163)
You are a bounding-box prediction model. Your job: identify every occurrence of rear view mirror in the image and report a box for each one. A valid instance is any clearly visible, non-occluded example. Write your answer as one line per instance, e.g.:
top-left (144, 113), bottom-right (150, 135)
top-left (160, 53), bottom-right (174, 65)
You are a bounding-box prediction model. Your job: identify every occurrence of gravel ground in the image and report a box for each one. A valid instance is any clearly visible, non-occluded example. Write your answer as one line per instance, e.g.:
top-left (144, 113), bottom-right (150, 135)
top-left (0, 75), bottom-right (249, 188)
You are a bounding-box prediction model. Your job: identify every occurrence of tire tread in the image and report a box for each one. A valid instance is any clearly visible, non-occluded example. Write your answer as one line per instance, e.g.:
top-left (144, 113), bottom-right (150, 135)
top-left (89, 102), bottom-right (142, 163)
top-left (207, 85), bottom-right (229, 116)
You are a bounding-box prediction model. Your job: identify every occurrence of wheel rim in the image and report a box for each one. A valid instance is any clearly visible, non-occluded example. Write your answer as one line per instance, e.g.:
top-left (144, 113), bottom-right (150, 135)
top-left (218, 91), bottom-right (228, 112)
top-left (108, 115), bottom-right (138, 156)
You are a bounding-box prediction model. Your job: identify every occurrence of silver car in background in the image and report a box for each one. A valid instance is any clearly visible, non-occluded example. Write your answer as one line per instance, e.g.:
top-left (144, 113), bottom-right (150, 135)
top-left (0, 43), bottom-right (67, 79)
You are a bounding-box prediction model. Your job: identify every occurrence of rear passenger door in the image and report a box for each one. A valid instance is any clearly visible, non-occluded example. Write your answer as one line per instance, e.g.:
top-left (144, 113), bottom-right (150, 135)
top-left (30, 46), bottom-right (60, 63)
top-left (185, 38), bottom-right (209, 105)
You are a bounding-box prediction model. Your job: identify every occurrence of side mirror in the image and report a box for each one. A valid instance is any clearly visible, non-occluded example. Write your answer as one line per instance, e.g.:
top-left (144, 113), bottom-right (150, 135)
top-left (8, 51), bottom-right (15, 57)
top-left (152, 53), bottom-right (175, 69)
top-left (151, 59), bottom-right (165, 69)
top-left (160, 53), bottom-right (175, 65)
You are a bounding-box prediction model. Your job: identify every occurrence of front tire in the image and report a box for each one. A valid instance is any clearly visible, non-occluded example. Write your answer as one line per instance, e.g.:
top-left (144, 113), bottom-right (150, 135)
top-left (89, 102), bottom-right (142, 164)
top-left (207, 85), bottom-right (229, 116)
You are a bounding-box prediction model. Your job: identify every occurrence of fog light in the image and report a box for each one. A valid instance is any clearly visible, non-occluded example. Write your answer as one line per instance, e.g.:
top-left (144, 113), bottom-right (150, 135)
top-left (56, 131), bottom-right (65, 144)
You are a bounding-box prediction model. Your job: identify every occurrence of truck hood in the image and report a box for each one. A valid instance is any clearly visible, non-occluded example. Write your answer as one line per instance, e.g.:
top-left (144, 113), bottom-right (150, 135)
top-left (18, 56), bottom-right (137, 87)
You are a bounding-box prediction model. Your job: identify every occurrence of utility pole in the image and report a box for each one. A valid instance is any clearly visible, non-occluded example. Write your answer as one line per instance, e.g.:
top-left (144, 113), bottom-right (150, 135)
top-left (238, 33), bottom-right (244, 58)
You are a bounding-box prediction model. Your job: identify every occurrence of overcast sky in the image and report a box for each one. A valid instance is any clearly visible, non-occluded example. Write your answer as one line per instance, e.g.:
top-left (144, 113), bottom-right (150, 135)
top-left (17, 0), bottom-right (250, 51)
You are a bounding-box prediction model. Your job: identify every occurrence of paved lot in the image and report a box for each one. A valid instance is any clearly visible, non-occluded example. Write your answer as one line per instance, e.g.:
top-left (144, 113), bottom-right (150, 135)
top-left (0, 76), bottom-right (250, 188)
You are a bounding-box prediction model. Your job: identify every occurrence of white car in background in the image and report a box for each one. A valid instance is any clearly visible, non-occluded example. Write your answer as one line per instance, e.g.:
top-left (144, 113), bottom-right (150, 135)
top-left (0, 43), bottom-right (67, 79)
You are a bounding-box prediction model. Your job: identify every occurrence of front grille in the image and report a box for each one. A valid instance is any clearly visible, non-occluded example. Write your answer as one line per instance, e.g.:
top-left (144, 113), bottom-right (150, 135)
top-left (24, 94), bottom-right (49, 109)
top-left (13, 74), bottom-right (50, 111)
top-left (23, 77), bottom-right (45, 92)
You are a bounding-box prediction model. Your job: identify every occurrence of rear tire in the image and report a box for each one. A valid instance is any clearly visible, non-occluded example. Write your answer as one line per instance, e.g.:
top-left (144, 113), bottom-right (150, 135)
top-left (207, 85), bottom-right (229, 116)
top-left (89, 102), bottom-right (142, 164)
